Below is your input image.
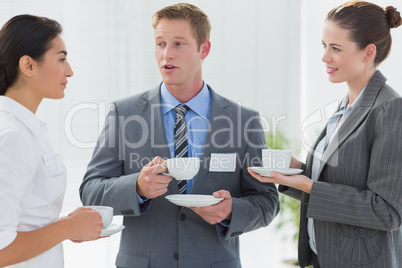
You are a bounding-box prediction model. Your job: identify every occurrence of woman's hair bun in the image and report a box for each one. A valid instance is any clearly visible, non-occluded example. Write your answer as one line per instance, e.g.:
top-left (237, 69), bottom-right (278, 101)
top-left (385, 6), bottom-right (402, 29)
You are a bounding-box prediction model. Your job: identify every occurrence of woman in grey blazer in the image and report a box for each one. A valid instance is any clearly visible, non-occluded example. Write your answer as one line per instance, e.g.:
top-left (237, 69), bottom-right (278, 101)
top-left (249, 1), bottom-right (402, 268)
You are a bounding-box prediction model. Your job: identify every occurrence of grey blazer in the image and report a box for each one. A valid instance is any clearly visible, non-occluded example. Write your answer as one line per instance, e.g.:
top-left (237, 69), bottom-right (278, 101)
top-left (281, 71), bottom-right (402, 268)
top-left (80, 85), bottom-right (279, 268)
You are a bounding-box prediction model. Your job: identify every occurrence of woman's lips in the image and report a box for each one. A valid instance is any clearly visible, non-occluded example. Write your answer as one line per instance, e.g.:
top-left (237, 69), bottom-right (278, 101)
top-left (326, 66), bottom-right (337, 74)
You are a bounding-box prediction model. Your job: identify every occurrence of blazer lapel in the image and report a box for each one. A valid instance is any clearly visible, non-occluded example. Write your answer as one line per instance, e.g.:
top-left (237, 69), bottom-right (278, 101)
top-left (317, 71), bottom-right (387, 178)
top-left (138, 85), bottom-right (171, 159)
top-left (190, 87), bottom-right (232, 194)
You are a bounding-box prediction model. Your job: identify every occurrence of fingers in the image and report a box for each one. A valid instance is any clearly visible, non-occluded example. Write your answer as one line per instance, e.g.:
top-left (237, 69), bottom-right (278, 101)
top-left (145, 156), bottom-right (165, 168)
top-left (247, 168), bottom-right (275, 183)
top-left (66, 208), bottom-right (103, 241)
top-left (189, 191), bottom-right (232, 224)
top-left (189, 206), bottom-right (217, 224)
top-left (270, 171), bottom-right (285, 179)
top-left (270, 171), bottom-right (298, 184)
top-left (247, 168), bottom-right (261, 178)
top-left (137, 175), bottom-right (171, 199)
top-left (144, 164), bottom-right (168, 175)
top-left (189, 205), bottom-right (230, 225)
top-left (271, 173), bottom-right (313, 194)
top-left (250, 169), bottom-right (312, 193)
top-left (212, 190), bottom-right (231, 199)
top-left (142, 162), bottom-right (171, 184)
top-left (138, 157), bottom-right (173, 199)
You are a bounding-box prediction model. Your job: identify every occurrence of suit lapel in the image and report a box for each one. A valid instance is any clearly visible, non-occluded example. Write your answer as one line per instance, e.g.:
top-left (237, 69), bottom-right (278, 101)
top-left (139, 85), bottom-right (171, 159)
top-left (190, 87), bottom-right (232, 194)
top-left (317, 71), bottom-right (386, 178)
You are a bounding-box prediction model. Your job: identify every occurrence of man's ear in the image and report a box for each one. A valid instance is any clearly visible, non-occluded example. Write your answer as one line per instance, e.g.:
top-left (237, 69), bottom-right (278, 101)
top-left (200, 40), bottom-right (211, 60)
top-left (19, 55), bottom-right (35, 78)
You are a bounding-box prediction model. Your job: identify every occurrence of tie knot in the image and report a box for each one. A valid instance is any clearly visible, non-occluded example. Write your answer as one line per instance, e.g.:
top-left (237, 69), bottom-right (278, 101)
top-left (174, 105), bottom-right (190, 116)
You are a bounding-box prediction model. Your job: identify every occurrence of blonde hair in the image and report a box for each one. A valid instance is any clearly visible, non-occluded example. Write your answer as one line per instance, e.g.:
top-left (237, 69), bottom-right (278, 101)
top-left (152, 3), bottom-right (211, 50)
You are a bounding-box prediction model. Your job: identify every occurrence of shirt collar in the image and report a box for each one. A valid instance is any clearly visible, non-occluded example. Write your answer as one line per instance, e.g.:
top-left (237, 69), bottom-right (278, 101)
top-left (341, 85), bottom-right (367, 112)
top-left (160, 82), bottom-right (210, 119)
top-left (0, 96), bottom-right (43, 135)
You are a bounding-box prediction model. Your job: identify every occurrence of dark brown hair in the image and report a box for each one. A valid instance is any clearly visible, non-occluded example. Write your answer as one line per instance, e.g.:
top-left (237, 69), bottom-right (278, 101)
top-left (0, 15), bottom-right (62, 95)
top-left (152, 3), bottom-right (211, 50)
top-left (326, 1), bottom-right (402, 66)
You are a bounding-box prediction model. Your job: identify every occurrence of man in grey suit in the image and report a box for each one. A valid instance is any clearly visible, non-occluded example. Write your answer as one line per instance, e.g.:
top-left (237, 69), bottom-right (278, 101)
top-left (79, 3), bottom-right (279, 268)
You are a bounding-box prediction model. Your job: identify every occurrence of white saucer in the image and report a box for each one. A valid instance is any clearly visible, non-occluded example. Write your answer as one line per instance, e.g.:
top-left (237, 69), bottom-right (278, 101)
top-left (100, 223), bottom-right (125, 237)
top-left (165, 194), bottom-right (223, 207)
top-left (249, 167), bottom-right (303, 177)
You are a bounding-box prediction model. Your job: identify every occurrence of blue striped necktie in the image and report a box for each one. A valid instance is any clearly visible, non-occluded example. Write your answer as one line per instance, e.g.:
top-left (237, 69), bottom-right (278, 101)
top-left (173, 105), bottom-right (190, 194)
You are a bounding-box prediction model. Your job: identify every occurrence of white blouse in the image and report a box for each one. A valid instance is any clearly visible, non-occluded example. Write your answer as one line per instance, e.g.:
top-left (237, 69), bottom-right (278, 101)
top-left (0, 96), bottom-right (66, 268)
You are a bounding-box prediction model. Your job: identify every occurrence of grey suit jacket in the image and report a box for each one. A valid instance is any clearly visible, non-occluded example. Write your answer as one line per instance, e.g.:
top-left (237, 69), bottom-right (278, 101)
top-left (281, 71), bottom-right (402, 268)
top-left (80, 85), bottom-right (279, 268)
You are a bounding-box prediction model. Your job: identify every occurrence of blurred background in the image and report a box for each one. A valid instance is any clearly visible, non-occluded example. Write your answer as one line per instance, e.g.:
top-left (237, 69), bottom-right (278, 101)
top-left (1, 0), bottom-right (401, 267)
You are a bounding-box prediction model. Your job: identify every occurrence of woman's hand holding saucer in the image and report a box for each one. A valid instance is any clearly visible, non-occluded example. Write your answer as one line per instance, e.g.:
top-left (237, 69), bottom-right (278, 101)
top-left (248, 168), bottom-right (313, 194)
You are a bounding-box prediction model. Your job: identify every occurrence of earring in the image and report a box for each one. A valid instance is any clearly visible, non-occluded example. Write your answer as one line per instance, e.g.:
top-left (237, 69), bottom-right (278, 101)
top-left (365, 58), bottom-right (368, 63)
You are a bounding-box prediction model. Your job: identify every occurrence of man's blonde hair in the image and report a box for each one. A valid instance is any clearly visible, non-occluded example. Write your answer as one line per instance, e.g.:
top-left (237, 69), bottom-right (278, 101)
top-left (152, 3), bottom-right (211, 50)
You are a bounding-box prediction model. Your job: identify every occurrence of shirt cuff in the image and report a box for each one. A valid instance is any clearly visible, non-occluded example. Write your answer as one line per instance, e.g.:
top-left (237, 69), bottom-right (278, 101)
top-left (136, 193), bottom-right (148, 205)
top-left (217, 220), bottom-right (231, 237)
top-left (137, 193), bottom-right (151, 214)
top-left (220, 220), bottom-right (231, 227)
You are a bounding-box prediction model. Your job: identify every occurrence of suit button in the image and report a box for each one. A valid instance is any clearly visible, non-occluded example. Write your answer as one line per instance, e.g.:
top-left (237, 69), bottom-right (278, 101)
top-left (355, 227), bottom-right (363, 235)
top-left (230, 231), bottom-right (243, 237)
top-left (180, 213), bottom-right (186, 221)
top-left (173, 253), bottom-right (179, 260)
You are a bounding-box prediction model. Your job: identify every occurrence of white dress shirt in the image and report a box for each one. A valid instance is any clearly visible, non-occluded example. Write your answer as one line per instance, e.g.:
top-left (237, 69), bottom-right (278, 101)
top-left (0, 96), bottom-right (66, 267)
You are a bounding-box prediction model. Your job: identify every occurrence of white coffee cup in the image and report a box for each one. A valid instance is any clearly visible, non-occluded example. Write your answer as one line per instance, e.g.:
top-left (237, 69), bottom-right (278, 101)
top-left (262, 149), bottom-right (292, 169)
top-left (166, 157), bottom-right (200, 180)
top-left (85, 206), bottom-right (113, 229)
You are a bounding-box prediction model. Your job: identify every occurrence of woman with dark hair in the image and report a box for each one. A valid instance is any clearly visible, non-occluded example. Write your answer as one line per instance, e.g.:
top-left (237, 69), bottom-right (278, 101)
top-left (249, 1), bottom-right (402, 267)
top-left (0, 15), bottom-right (102, 267)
